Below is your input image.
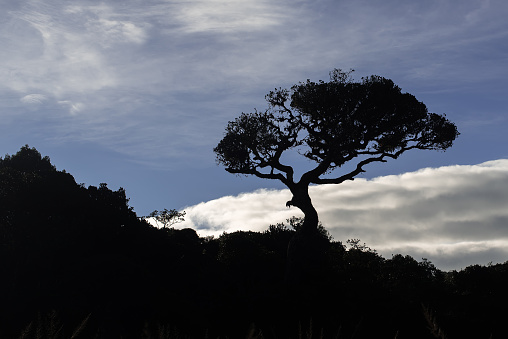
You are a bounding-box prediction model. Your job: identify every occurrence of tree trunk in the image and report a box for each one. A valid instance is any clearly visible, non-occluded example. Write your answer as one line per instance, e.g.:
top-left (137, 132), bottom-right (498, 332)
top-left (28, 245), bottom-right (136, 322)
top-left (285, 184), bottom-right (327, 286)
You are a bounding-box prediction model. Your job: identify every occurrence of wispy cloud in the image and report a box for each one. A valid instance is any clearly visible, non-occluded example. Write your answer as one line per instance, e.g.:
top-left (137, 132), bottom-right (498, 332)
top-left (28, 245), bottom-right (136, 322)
top-left (5, 3), bottom-right (117, 96)
top-left (179, 160), bottom-right (508, 270)
top-left (1, 0), bottom-right (507, 166)
top-left (20, 93), bottom-right (48, 106)
top-left (170, 0), bottom-right (289, 34)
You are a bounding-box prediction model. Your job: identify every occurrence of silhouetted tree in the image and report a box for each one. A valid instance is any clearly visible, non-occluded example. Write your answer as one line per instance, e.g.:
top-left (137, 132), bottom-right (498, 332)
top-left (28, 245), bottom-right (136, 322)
top-left (145, 208), bottom-right (186, 228)
top-left (214, 69), bottom-right (459, 282)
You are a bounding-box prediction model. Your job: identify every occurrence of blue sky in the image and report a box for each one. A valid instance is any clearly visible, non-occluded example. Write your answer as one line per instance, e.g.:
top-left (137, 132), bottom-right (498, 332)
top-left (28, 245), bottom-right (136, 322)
top-left (2, 0), bottom-right (508, 269)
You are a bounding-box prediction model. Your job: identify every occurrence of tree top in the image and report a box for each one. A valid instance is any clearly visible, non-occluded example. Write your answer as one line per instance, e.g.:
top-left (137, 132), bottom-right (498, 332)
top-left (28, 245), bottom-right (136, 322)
top-left (214, 69), bottom-right (459, 187)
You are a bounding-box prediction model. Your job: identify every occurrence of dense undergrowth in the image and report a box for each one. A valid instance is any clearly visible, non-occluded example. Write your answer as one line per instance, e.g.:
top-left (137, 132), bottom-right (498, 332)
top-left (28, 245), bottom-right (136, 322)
top-left (1, 146), bottom-right (508, 339)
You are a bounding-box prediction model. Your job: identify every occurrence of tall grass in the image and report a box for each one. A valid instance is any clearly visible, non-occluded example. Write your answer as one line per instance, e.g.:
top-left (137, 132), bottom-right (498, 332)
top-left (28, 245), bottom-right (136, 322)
top-left (422, 304), bottom-right (447, 339)
top-left (17, 310), bottom-right (448, 339)
top-left (18, 311), bottom-right (91, 339)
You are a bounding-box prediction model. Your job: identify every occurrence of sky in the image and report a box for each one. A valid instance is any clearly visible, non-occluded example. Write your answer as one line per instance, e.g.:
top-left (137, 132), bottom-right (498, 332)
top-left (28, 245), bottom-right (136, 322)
top-left (1, 0), bottom-right (508, 270)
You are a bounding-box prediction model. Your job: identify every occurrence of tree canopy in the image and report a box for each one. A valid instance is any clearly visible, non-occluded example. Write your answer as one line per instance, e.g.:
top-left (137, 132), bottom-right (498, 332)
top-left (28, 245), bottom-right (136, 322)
top-left (214, 69), bottom-right (459, 190)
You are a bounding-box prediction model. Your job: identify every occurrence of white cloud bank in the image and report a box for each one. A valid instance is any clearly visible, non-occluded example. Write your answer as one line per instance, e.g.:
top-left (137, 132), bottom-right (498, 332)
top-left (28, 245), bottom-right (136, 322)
top-left (179, 160), bottom-right (508, 271)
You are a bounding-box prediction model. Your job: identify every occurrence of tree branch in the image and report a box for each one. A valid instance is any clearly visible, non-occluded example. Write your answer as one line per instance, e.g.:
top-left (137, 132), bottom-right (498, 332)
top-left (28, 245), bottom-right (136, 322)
top-left (226, 167), bottom-right (290, 186)
top-left (311, 155), bottom-right (386, 185)
top-left (270, 140), bottom-right (295, 182)
top-left (310, 146), bottom-right (419, 185)
top-left (311, 145), bottom-right (421, 184)
top-left (299, 158), bottom-right (332, 185)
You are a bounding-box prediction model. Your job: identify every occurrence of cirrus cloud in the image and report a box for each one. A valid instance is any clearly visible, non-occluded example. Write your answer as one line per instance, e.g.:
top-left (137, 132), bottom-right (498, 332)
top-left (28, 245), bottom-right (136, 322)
top-left (1, 0), bottom-right (507, 166)
top-left (20, 93), bottom-right (47, 106)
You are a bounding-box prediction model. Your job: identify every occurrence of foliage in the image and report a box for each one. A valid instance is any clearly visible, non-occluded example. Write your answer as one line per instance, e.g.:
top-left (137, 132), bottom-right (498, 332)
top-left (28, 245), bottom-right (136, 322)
top-left (0, 145), bottom-right (55, 172)
top-left (214, 69), bottom-right (459, 187)
top-left (346, 238), bottom-right (376, 252)
top-left (283, 216), bottom-right (333, 241)
top-left (2, 146), bottom-right (507, 339)
top-left (146, 209), bottom-right (186, 228)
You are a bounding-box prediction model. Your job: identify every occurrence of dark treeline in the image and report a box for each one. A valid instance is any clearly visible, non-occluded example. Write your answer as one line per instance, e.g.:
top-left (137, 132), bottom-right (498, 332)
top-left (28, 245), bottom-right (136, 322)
top-left (1, 146), bottom-right (507, 339)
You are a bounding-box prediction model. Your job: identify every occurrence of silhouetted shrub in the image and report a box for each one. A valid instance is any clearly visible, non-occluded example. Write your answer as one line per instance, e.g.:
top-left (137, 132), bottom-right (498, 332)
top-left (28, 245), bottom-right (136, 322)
top-left (2, 146), bottom-right (508, 338)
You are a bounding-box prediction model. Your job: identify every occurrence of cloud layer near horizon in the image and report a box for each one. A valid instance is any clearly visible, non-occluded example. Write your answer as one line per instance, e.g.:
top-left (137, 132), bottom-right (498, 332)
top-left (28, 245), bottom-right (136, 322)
top-left (179, 160), bottom-right (508, 271)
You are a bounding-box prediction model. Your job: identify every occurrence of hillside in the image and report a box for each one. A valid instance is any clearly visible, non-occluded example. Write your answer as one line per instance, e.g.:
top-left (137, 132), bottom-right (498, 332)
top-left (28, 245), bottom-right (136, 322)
top-left (1, 146), bottom-right (507, 338)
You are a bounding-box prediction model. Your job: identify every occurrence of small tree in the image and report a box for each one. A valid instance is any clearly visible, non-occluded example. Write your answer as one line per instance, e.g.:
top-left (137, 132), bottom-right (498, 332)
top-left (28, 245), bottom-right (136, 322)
top-left (146, 209), bottom-right (186, 229)
top-left (214, 69), bottom-right (459, 281)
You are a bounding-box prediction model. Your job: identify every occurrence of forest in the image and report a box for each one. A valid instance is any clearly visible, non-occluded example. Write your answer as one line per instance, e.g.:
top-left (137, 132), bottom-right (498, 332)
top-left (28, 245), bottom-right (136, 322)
top-left (1, 145), bottom-right (507, 339)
